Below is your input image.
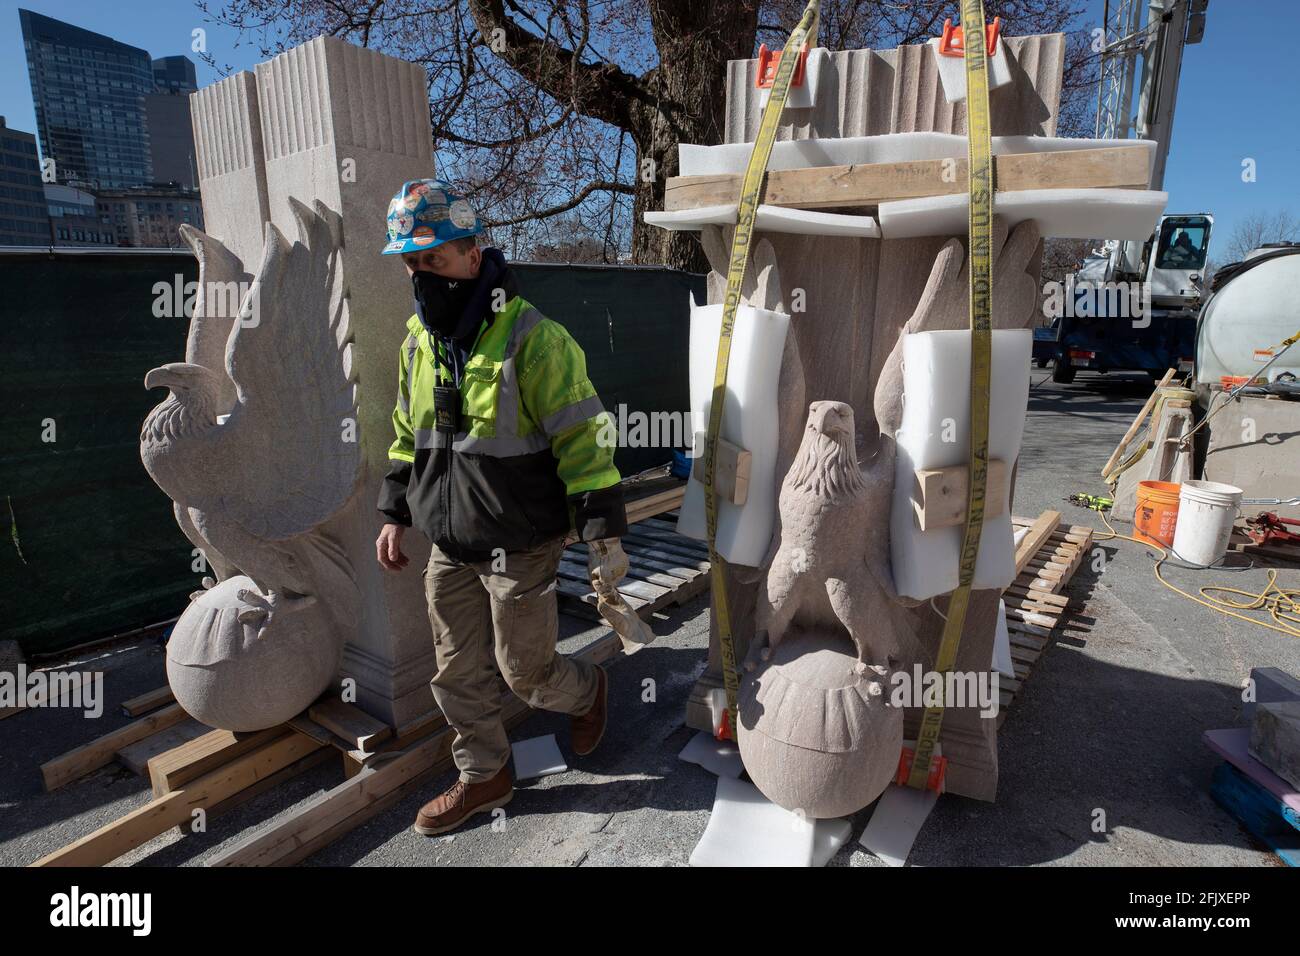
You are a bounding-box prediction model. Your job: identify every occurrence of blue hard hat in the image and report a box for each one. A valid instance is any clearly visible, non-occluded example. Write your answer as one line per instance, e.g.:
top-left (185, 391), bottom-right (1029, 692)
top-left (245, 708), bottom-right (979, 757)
top-left (381, 179), bottom-right (483, 255)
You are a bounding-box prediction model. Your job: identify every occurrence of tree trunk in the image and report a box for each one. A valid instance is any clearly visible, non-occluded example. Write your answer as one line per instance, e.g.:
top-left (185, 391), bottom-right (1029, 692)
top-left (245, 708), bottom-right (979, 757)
top-left (630, 0), bottom-right (759, 271)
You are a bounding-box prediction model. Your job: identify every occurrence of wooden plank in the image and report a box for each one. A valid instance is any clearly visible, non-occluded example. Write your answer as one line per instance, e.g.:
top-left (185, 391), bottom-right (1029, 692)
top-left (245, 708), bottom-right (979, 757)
top-left (307, 697), bottom-right (393, 755)
top-left (33, 732), bottom-right (325, 867)
top-left (41, 703), bottom-right (189, 792)
top-left (665, 146), bottom-right (1153, 211)
top-left (121, 685), bottom-right (175, 717)
top-left (689, 434), bottom-right (751, 505)
top-left (208, 631), bottom-right (623, 867)
top-left (116, 718), bottom-right (210, 775)
top-left (148, 725), bottom-right (290, 797)
top-left (1101, 369), bottom-right (1177, 479)
top-left (1014, 511), bottom-right (1061, 576)
top-left (912, 459), bottom-right (1008, 530)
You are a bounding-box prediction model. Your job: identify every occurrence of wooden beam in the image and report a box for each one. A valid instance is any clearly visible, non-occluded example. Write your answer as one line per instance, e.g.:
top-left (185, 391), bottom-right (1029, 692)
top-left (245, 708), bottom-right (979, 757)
top-left (41, 703), bottom-right (188, 792)
top-left (121, 685), bottom-right (175, 717)
top-left (1014, 511), bottom-right (1062, 577)
top-left (665, 146), bottom-right (1152, 212)
top-left (1101, 369), bottom-right (1177, 479)
top-left (148, 725), bottom-right (290, 797)
top-left (307, 697), bottom-right (392, 755)
top-left (32, 732), bottom-right (324, 867)
top-left (208, 631), bottom-right (624, 867)
top-left (912, 459), bottom-right (1008, 530)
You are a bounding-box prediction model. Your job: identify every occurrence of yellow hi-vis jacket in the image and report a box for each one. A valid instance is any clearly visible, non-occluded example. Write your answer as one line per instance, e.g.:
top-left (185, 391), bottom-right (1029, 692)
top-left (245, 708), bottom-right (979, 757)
top-left (378, 286), bottom-right (626, 560)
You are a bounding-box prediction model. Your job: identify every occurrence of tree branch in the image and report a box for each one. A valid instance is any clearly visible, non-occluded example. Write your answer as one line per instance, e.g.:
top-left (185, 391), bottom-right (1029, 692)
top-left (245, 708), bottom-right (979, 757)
top-left (481, 179), bottom-right (635, 227)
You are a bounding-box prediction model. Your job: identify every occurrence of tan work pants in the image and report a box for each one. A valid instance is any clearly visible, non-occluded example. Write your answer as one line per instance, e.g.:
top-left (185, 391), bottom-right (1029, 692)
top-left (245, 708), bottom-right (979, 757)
top-left (425, 536), bottom-right (600, 782)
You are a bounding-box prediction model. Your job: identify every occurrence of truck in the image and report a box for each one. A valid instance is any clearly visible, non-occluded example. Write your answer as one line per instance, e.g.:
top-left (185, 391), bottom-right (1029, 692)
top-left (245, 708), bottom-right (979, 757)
top-left (1046, 212), bottom-right (1212, 384)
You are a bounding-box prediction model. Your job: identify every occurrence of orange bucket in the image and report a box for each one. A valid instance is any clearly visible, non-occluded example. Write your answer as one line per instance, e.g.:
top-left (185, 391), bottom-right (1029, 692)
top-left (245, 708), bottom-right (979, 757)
top-left (1134, 480), bottom-right (1181, 547)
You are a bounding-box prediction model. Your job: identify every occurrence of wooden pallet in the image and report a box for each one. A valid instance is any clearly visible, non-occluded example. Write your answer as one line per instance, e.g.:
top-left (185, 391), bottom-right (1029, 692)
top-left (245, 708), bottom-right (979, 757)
top-left (1227, 529), bottom-right (1300, 567)
top-left (557, 511), bottom-right (711, 620)
top-left (998, 513), bottom-right (1094, 722)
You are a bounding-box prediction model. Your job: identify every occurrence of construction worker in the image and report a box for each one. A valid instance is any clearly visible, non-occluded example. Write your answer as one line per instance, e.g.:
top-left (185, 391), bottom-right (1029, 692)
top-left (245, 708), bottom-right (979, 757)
top-left (375, 179), bottom-right (628, 836)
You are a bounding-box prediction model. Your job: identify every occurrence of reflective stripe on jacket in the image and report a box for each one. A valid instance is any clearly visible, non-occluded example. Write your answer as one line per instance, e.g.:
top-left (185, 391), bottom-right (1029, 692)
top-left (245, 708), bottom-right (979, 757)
top-left (378, 286), bottom-right (626, 560)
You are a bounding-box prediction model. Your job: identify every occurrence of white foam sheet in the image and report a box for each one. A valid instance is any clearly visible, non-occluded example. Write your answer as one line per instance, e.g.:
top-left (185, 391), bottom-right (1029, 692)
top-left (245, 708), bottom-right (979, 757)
top-left (511, 734), bottom-right (567, 780)
top-left (890, 330), bottom-right (1031, 600)
top-left (859, 783), bottom-right (941, 867)
top-left (993, 599), bottom-right (1014, 679)
top-left (928, 37), bottom-right (1013, 102)
top-left (677, 730), bottom-right (745, 779)
top-left (643, 204), bottom-right (879, 238)
top-left (690, 776), bottom-right (852, 867)
top-left (677, 298), bottom-right (789, 566)
top-left (878, 188), bottom-right (1168, 240)
top-left (677, 134), bottom-right (1156, 179)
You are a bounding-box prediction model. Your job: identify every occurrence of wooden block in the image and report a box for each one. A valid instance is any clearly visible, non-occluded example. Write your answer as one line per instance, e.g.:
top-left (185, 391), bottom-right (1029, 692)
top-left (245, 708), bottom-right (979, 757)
top-left (121, 686), bottom-right (175, 717)
top-left (690, 433), bottom-right (751, 506)
top-left (33, 732), bottom-right (325, 867)
top-left (665, 146), bottom-right (1153, 211)
top-left (115, 718), bottom-right (210, 775)
top-left (307, 697), bottom-right (393, 755)
top-left (41, 703), bottom-right (189, 792)
top-left (912, 459), bottom-right (1008, 530)
top-left (148, 725), bottom-right (290, 797)
top-left (1014, 511), bottom-right (1062, 576)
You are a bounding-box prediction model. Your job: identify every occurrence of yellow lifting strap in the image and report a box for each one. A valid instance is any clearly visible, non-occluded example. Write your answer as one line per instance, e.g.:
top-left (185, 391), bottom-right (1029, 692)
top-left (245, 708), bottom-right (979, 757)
top-left (704, 0), bottom-right (821, 739)
top-left (906, 0), bottom-right (995, 789)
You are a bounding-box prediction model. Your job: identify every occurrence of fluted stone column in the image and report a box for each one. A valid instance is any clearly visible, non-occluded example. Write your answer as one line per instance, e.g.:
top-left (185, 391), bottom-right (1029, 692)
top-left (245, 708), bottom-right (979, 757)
top-left (191, 36), bottom-right (439, 728)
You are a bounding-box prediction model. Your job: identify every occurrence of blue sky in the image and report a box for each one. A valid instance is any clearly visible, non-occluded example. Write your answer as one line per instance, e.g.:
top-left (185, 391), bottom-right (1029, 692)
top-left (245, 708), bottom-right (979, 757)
top-left (1, 0), bottom-right (1295, 251)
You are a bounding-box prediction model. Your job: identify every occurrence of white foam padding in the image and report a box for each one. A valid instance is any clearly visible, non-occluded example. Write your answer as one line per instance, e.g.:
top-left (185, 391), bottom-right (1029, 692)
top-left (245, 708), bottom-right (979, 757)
top-left (756, 47), bottom-right (829, 110)
top-left (677, 297), bottom-right (789, 566)
top-left (890, 329), bottom-right (1031, 600)
top-left (928, 37), bottom-right (1013, 102)
top-left (878, 188), bottom-right (1168, 240)
top-left (690, 776), bottom-right (852, 867)
top-left (858, 782), bottom-right (941, 866)
top-left (677, 134), bottom-right (1155, 180)
top-left (677, 730), bottom-right (745, 779)
top-left (644, 204), bottom-right (879, 238)
top-left (993, 599), bottom-right (1014, 679)
top-left (511, 734), bottom-right (567, 780)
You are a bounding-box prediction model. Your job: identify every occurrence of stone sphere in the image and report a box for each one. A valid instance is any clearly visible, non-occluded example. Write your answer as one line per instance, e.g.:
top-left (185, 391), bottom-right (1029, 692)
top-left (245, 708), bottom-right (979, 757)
top-left (166, 575), bottom-right (341, 731)
top-left (738, 630), bottom-right (902, 819)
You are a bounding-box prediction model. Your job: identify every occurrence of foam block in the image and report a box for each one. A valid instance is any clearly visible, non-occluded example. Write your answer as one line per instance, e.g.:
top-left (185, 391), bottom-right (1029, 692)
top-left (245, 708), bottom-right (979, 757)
top-left (1204, 728), bottom-right (1300, 814)
top-left (689, 776), bottom-right (852, 867)
top-left (878, 188), bottom-right (1168, 241)
top-left (677, 730), bottom-right (745, 779)
top-left (644, 204), bottom-right (879, 238)
top-left (993, 599), bottom-right (1014, 679)
top-left (890, 330), bottom-right (1031, 600)
top-left (858, 782), bottom-right (941, 866)
top-left (678, 297), bottom-right (789, 566)
top-left (511, 734), bottom-right (567, 780)
top-left (928, 37), bottom-right (1013, 102)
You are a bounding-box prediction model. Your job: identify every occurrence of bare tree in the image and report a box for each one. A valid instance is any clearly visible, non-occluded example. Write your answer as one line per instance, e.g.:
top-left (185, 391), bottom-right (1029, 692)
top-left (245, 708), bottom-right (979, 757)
top-left (197, 0), bottom-right (1095, 270)
top-left (1221, 209), bottom-right (1300, 264)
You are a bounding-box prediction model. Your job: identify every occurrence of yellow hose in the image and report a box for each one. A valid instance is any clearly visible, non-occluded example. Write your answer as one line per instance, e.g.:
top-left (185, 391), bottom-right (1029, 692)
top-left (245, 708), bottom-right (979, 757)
top-left (1093, 510), bottom-right (1300, 639)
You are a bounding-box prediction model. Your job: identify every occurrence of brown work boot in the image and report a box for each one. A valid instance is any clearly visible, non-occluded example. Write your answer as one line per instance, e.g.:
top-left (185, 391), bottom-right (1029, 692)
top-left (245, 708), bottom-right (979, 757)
top-left (413, 765), bottom-right (513, 836)
top-left (571, 666), bottom-right (607, 756)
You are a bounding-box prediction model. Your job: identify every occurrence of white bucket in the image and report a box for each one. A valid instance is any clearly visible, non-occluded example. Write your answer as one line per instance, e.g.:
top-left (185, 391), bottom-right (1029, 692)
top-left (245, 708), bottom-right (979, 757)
top-left (1171, 480), bottom-right (1243, 566)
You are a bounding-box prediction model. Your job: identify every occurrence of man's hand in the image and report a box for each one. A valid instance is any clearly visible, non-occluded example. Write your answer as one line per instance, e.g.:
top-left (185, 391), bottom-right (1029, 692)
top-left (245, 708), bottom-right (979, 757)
top-left (376, 523), bottom-right (410, 571)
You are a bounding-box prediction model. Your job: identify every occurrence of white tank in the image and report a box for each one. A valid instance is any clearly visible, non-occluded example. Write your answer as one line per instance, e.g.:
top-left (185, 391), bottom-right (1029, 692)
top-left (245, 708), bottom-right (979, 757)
top-left (1195, 249), bottom-right (1300, 386)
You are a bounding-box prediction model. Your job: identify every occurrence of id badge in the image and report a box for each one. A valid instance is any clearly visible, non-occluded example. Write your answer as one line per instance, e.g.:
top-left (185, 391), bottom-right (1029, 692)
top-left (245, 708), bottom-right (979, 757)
top-left (433, 384), bottom-right (461, 434)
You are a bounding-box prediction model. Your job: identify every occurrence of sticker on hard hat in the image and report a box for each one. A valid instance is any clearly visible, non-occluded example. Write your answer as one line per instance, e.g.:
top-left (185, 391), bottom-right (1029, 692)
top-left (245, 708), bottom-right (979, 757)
top-left (411, 226), bottom-right (436, 246)
top-left (383, 240), bottom-right (406, 253)
top-left (449, 199), bottom-right (477, 229)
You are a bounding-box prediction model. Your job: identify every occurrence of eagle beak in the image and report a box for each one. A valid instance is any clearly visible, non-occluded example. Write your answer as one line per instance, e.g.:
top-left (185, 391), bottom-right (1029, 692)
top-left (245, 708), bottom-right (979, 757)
top-left (145, 362), bottom-right (201, 391)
